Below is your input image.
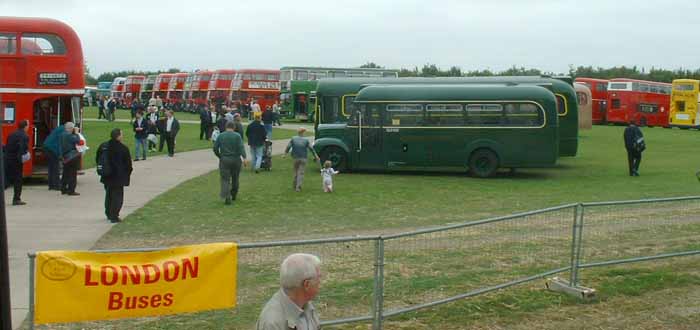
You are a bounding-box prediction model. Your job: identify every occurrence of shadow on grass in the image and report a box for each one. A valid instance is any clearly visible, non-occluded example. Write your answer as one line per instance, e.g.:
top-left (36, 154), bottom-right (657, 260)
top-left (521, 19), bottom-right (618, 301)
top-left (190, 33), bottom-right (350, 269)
top-left (344, 168), bottom-right (554, 180)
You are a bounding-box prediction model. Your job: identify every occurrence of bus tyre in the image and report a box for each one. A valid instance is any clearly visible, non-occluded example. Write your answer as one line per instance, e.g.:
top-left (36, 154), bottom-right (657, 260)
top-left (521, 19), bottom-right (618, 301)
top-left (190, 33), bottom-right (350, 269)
top-left (469, 149), bottom-right (499, 178)
top-left (321, 146), bottom-right (347, 171)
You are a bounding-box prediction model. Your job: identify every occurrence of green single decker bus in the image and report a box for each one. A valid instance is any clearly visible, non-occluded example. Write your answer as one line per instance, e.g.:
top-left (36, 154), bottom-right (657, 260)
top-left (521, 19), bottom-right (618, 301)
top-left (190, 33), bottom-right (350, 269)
top-left (313, 84), bottom-right (559, 177)
top-left (314, 76), bottom-right (579, 157)
top-left (279, 66), bottom-right (398, 121)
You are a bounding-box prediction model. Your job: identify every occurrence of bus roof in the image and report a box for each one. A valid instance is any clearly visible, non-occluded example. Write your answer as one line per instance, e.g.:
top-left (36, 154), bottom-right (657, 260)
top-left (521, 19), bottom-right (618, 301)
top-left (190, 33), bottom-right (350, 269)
top-left (354, 84), bottom-right (557, 103)
top-left (672, 79), bottom-right (700, 84)
top-left (237, 69), bottom-right (280, 74)
top-left (609, 78), bottom-right (671, 86)
top-left (575, 77), bottom-right (610, 83)
top-left (280, 66), bottom-right (399, 72)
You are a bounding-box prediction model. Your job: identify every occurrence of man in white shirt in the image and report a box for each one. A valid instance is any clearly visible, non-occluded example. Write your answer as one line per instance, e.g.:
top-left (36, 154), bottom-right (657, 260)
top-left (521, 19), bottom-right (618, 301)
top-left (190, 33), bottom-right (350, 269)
top-left (159, 110), bottom-right (180, 157)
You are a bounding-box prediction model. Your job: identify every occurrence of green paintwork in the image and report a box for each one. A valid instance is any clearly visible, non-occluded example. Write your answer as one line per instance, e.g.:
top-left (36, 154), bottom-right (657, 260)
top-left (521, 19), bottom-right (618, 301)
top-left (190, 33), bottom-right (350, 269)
top-left (314, 76), bottom-right (578, 157)
top-left (280, 80), bottom-right (317, 120)
top-left (313, 85), bottom-right (559, 174)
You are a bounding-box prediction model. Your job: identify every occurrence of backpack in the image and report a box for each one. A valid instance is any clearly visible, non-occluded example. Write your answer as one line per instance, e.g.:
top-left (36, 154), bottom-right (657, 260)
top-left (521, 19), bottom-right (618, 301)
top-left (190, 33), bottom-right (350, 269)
top-left (96, 142), bottom-right (112, 177)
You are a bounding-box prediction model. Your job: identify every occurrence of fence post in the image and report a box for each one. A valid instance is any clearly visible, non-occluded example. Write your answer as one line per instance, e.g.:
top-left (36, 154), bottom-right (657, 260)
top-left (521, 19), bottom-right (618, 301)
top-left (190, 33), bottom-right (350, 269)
top-left (28, 253), bottom-right (35, 330)
top-left (569, 204), bottom-right (584, 287)
top-left (372, 237), bottom-right (385, 330)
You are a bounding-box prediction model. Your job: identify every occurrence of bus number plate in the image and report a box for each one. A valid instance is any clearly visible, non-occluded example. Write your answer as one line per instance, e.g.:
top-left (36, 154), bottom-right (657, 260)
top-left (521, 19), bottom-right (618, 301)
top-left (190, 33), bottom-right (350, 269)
top-left (676, 114), bottom-right (690, 120)
top-left (386, 128), bottom-right (399, 133)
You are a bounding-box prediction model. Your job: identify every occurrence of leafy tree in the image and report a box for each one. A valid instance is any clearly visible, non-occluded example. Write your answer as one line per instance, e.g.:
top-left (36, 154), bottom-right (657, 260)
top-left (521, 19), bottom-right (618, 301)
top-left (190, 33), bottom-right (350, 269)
top-left (360, 62), bottom-right (383, 69)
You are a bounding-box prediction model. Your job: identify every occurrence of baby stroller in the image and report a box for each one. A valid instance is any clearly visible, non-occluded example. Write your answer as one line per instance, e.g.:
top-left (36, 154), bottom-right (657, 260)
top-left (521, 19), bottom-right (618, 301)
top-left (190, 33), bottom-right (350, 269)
top-left (260, 139), bottom-right (273, 171)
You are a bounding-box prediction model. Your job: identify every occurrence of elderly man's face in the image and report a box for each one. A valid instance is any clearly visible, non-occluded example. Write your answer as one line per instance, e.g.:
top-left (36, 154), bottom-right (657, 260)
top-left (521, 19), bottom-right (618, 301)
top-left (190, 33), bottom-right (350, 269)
top-left (303, 268), bottom-right (321, 301)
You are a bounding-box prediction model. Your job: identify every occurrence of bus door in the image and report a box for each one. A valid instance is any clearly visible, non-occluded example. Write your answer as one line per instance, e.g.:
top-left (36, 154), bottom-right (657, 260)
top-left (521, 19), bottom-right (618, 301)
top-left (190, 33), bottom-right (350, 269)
top-left (294, 93), bottom-right (308, 119)
top-left (353, 104), bottom-right (384, 169)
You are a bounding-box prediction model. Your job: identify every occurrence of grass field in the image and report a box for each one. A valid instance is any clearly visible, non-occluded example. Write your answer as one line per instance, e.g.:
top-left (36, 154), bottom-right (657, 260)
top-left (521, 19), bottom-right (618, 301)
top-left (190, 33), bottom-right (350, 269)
top-left (42, 125), bottom-right (700, 329)
top-left (79, 115), bottom-right (299, 169)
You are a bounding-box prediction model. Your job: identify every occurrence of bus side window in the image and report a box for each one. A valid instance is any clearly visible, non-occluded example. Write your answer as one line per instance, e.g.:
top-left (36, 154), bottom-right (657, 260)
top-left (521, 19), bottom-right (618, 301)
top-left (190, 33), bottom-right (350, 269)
top-left (426, 104), bottom-right (463, 126)
top-left (0, 33), bottom-right (17, 54)
top-left (465, 104), bottom-right (503, 126)
top-left (386, 104), bottom-right (423, 127)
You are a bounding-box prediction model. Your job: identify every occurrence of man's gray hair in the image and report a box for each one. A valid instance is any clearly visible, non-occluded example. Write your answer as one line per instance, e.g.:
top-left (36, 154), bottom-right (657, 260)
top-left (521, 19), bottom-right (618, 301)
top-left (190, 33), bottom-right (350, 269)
top-left (64, 122), bottom-right (74, 131)
top-left (280, 253), bottom-right (321, 290)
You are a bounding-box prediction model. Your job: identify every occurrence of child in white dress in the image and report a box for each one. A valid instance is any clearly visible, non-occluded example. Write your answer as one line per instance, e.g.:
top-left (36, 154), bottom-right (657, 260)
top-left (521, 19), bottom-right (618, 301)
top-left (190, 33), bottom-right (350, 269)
top-left (320, 160), bottom-right (339, 192)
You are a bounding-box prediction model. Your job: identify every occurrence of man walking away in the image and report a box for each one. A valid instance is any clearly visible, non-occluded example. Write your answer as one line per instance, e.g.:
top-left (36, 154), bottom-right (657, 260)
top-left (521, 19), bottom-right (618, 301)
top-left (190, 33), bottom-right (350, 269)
top-left (98, 96), bottom-right (106, 119)
top-left (199, 106), bottom-right (210, 140)
top-left (213, 121), bottom-right (248, 205)
top-left (60, 122), bottom-right (81, 196)
top-left (98, 128), bottom-right (133, 223)
top-left (262, 105), bottom-right (274, 139)
top-left (133, 111), bottom-right (148, 161)
top-left (245, 112), bottom-right (267, 173)
top-left (256, 253), bottom-right (322, 330)
top-left (4, 120), bottom-right (29, 205)
top-left (284, 127), bottom-right (319, 192)
top-left (42, 123), bottom-right (65, 190)
top-left (161, 110), bottom-right (180, 157)
top-left (624, 123), bottom-right (645, 177)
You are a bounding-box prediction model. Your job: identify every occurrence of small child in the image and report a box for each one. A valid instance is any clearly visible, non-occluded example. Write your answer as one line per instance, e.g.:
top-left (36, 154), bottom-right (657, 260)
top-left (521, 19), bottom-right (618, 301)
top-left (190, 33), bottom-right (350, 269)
top-left (320, 160), bottom-right (339, 193)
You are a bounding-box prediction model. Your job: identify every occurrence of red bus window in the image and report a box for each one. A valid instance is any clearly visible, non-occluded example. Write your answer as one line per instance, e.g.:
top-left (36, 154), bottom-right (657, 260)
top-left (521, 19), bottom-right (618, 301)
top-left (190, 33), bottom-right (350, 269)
top-left (21, 33), bottom-right (66, 55)
top-left (1, 102), bottom-right (16, 123)
top-left (0, 33), bottom-right (17, 54)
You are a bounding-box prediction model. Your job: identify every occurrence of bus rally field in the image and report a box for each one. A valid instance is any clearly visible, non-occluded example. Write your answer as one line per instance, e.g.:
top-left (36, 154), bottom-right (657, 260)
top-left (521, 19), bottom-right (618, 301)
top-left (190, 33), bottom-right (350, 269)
top-left (50, 124), bottom-right (700, 330)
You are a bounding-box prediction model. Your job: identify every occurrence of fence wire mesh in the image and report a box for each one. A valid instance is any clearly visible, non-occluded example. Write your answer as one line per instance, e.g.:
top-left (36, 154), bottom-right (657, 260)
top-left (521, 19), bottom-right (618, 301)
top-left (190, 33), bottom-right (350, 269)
top-left (232, 238), bottom-right (376, 328)
top-left (381, 206), bottom-right (575, 313)
top-left (578, 198), bottom-right (700, 283)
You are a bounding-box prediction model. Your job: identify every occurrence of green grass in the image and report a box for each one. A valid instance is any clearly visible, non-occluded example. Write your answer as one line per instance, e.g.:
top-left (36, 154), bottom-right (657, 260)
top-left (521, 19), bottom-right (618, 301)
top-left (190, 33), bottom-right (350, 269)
top-left (83, 106), bottom-right (201, 121)
top-left (79, 118), bottom-right (299, 169)
top-left (64, 125), bottom-right (700, 329)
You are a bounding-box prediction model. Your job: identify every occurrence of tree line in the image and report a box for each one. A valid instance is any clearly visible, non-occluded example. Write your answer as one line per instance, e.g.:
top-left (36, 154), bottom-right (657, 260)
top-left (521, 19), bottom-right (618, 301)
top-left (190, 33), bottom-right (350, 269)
top-left (86, 63), bottom-right (700, 85)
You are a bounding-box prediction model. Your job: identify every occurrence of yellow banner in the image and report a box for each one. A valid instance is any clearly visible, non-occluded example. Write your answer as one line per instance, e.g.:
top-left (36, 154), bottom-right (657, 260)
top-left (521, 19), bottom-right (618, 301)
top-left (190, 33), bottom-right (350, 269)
top-left (34, 243), bottom-right (237, 324)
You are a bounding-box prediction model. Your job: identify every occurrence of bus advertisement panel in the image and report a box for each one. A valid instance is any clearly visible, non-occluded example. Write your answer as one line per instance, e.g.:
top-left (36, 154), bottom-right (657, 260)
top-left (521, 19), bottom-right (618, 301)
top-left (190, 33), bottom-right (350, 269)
top-left (574, 77), bottom-right (608, 124)
top-left (669, 79), bottom-right (700, 128)
top-left (0, 17), bottom-right (85, 177)
top-left (313, 85), bottom-right (559, 177)
top-left (315, 76), bottom-right (579, 157)
top-left (230, 69), bottom-right (280, 111)
top-left (279, 67), bottom-right (399, 121)
top-left (606, 78), bottom-right (671, 127)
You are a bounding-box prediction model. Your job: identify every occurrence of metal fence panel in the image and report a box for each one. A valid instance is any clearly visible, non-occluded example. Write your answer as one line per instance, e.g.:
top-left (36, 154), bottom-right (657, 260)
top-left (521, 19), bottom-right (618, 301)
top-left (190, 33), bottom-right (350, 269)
top-left (578, 198), bottom-right (700, 281)
top-left (381, 205), bottom-right (576, 315)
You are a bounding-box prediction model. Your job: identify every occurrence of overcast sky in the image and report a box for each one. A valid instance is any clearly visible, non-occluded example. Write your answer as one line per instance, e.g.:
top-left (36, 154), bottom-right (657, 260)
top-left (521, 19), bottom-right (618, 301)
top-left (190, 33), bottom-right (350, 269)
top-left (2, 0), bottom-right (699, 75)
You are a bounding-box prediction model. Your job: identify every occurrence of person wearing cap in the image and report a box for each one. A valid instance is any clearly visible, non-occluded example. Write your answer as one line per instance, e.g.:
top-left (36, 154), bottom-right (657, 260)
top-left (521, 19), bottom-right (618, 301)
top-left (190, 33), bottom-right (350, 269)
top-left (60, 122), bottom-right (81, 196)
top-left (284, 127), bottom-right (319, 192)
top-left (246, 112), bottom-right (267, 173)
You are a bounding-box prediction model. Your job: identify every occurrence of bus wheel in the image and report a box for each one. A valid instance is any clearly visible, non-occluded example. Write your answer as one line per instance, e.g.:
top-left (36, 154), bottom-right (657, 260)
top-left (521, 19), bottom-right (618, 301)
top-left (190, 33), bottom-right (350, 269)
top-left (321, 146), bottom-right (347, 171)
top-left (469, 149), bottom-right (499, 178)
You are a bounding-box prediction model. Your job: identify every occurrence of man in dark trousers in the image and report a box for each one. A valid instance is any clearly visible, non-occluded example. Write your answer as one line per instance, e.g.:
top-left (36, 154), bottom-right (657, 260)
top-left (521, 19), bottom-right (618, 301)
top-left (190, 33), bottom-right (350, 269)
top-left (60, 122), bottom-right (81, 195)
top-left (98, 96), bottom-right (106, 119)
top-left (98, 128), bottom-right (133, 223)
top-left (42, 124), bottom-right (65, 190)
top-left (159, 110), bottom-right (180, 157)
top-left (107, 97), bottom-right (117, 122)
top-left (4, 120), bottom-right (29, 205)
top-left (199, 106), bottom-right (210, 140)
top-left (133, 111), bottom-right (148, 161)
top-left (213, 121), bottom-right (248, 205)
top-left (245, 112), bottom-right (267, 173)
top-left (130, 99), bottom-right (140, 123)
top-left (623, 123), bottom-right (644, 176)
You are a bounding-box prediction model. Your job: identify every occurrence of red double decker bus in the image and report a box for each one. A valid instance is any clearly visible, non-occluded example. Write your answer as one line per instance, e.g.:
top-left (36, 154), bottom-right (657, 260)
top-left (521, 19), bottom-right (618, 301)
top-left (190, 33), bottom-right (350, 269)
top-left (152, 73), bottom-right (174, 100)
top-left (166, 72), bottom-right (188, 110)
top-left (606, 78), bottom-right (672, 127)
top-left (230, 69), bottom-right (280, 110)
top-left (139, 74), bottom-right (157, 100)
top-left (186, 70), bottom-right (212, 111)
top-left (123, 75), bottom-right (145, 107)
top-left (207, 69), bottom-right (236, 108)
top-left (574, 77), bottom-right (609, 124)
top-left (110, 77), bottom-right (126, 104)
top-left (0, 17), bottom-right (84, 176)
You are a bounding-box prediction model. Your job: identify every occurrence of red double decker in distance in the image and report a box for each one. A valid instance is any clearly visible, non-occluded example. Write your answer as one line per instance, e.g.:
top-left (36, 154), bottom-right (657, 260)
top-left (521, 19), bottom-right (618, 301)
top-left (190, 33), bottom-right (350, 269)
top-left (0, 17), bottom-right (85, 176)
top-left (574, 77), bottom-right (609, 124)
top-left (230, 69), bottom-right (280, 110)
top-left (207, 69), bottom-right (235, 108)
top-left (123, 75), bottom-right (145, 107)
top-left (166, 72), bottom-right (188, 109)
top-left (606, 78), bottom-right (672, 127)
top-left (186, 70), bottom-right (212, 111)
top-left (152, 73), bottom-right (174, 100)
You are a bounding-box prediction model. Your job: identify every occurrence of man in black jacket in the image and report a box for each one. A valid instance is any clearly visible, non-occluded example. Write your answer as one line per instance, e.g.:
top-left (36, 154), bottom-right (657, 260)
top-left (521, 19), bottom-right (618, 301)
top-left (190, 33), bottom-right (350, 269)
top-left (60, 122), bottom-right (81, 196)
top-left (4, 120), bottom-right (29, 205)
top-left (245, 112), bottom-right (267, 173)
top-left (199, 106), bottom-right (210, 140)
top-left (133, 111), bottom-right (148, 161)
top-left (623, 123), bottom-right (644, 176)
top-left (98, 128), bottom-right (133, 223)
top-left (160, 110), bottom-right (180, 157)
